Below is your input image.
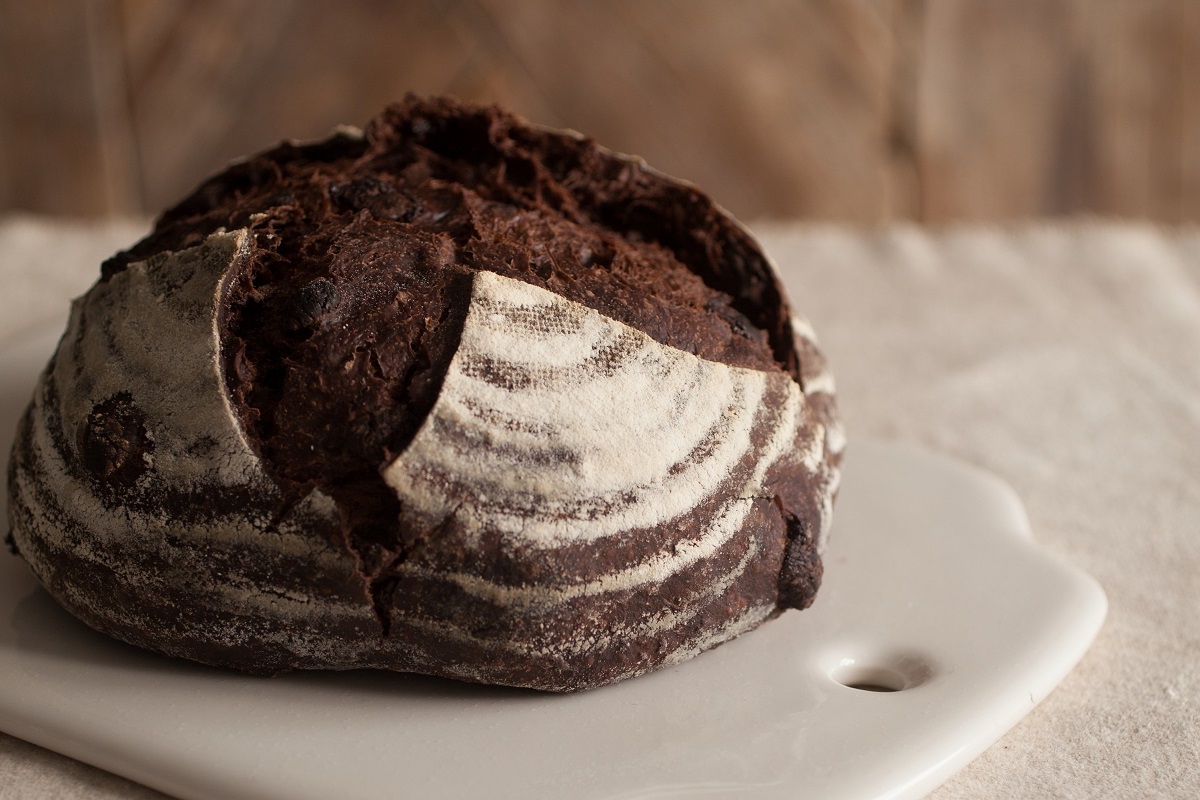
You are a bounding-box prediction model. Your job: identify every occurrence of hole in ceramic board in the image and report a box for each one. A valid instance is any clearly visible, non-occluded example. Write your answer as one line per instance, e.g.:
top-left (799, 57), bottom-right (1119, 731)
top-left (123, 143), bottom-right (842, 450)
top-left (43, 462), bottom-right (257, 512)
top-left (832, 664), bottom-right (906, 692)
top-left (826, 650), bottom-right (933, 693)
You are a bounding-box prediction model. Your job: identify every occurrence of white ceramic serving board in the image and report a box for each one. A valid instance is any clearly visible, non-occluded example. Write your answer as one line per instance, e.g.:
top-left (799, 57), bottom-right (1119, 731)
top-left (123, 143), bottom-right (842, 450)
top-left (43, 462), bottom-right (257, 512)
top-left (0, 328), bottom-right (1106, 800)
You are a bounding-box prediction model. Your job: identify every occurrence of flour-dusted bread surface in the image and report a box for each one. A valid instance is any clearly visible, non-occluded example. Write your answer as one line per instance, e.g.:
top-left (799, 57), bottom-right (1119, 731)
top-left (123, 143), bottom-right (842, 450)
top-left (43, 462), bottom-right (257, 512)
top-left (6, 95), bottom-right (843, 691)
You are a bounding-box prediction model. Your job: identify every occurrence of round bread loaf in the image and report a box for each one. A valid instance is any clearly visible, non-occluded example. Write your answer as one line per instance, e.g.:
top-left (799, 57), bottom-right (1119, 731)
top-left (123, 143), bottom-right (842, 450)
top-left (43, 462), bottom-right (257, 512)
top-left (6, 96), bottom-right (843, 691)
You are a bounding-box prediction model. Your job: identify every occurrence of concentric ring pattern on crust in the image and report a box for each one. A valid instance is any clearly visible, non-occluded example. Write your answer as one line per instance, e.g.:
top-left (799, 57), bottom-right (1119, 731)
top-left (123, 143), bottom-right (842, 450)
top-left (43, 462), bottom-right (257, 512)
top-left (6, 95), bottom-right (843, 691)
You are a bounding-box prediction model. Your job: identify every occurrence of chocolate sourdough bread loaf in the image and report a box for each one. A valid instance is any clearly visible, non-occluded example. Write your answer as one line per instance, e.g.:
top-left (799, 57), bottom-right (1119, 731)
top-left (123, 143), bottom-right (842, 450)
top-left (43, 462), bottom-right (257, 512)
top-left (6, 95), bottom-right (843, 691)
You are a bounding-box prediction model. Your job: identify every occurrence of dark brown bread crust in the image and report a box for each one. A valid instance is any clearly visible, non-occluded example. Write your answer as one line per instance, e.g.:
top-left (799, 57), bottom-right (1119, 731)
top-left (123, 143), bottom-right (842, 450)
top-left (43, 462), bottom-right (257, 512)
top-left (7, 96), bottom-right (842, 690)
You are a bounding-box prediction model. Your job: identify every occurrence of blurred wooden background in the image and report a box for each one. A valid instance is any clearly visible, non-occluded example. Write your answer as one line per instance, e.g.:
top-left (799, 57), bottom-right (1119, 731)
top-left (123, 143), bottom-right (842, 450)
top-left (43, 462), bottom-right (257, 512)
top-left (2, 0), bottom-right (1199, 222)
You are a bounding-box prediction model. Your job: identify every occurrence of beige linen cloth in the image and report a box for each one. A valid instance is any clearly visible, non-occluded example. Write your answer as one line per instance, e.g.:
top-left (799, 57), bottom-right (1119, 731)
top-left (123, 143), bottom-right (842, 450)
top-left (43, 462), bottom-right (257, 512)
top-left (0, 215), bottom-right (1196, 798)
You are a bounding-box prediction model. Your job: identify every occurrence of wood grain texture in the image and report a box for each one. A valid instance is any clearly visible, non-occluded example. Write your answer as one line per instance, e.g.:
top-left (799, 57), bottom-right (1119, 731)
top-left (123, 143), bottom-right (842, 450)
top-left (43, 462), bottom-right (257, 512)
top-left (916, 0), bottom-right (1200, 221)
top-left (1, 0), bottom-right (1199, 222)
top-left (0, 0), bottom-right (139, 215)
